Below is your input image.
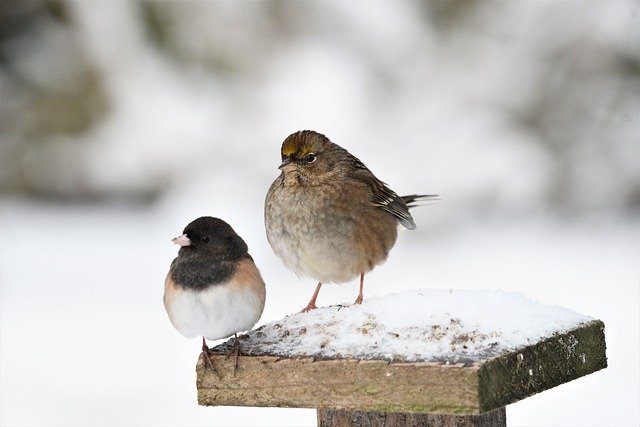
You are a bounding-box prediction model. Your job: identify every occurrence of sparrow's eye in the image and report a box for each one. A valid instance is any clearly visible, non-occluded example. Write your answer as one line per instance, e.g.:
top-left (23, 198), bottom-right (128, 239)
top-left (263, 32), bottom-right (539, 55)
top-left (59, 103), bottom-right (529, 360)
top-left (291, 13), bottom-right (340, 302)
top-left (305, 153), bottom-right (317, 164)
top-left (201, 236), bottom-right (210, 244)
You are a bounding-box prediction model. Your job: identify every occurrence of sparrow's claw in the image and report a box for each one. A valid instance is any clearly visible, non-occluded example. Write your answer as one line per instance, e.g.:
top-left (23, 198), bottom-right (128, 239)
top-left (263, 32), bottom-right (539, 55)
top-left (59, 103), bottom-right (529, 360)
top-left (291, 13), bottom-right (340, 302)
top-left (300, 302), bottom-right (317, 313)
top-left (300, 282), bottom-right (322, 313)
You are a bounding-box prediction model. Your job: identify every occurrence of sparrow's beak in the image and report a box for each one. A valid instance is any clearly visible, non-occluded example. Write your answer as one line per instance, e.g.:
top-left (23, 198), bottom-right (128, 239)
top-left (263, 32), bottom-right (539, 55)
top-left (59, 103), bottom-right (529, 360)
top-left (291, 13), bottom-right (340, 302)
top-left (278, 157), bottom-right (296, 172)
top-left (172, 234), bottom-right (191, 247)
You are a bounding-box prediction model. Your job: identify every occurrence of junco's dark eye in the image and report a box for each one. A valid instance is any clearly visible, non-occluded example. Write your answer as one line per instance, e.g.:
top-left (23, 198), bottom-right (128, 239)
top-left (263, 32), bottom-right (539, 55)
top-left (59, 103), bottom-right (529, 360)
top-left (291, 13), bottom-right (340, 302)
top-left (305, 153), bottom-right (317, 164)
top-left (201, 236), bottom-right (210, 244)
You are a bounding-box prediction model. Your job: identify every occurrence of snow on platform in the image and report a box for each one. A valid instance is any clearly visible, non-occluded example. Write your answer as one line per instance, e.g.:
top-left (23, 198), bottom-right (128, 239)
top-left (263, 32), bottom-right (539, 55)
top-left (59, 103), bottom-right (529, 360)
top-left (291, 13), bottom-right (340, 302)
top-left (239, 289), bottom-right (593, 364)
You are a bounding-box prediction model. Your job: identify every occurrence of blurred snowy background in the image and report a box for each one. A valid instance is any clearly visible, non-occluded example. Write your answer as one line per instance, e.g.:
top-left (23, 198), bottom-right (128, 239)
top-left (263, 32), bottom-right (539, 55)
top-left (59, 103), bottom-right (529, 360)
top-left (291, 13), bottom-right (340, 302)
top-left (0, 1), bottom-right (637, 426)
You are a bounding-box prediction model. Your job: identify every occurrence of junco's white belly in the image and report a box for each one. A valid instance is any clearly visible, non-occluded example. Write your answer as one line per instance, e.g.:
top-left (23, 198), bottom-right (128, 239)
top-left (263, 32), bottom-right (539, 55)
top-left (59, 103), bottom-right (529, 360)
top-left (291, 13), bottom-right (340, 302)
top-left (166, 282), bottom-right (263, 340)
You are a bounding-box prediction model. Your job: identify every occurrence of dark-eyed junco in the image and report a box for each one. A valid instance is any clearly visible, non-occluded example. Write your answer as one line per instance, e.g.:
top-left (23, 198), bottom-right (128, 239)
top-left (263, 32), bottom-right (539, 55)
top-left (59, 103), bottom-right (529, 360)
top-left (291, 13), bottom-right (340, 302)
top-left (164, 216), bottom-right (266, 374)
top-left (265, 130), bottom-right (437, 312)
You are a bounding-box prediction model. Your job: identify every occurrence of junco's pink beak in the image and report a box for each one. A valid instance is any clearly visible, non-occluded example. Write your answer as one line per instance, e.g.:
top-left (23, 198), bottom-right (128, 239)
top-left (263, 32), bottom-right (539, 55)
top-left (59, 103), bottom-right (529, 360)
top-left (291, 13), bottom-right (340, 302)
top-left (172, 234), bottom-right (191, 247)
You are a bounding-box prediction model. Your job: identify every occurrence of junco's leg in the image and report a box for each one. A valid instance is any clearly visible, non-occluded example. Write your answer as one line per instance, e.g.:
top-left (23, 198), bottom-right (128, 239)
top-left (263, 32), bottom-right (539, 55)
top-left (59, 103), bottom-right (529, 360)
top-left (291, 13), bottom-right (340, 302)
top-left (224, 333), bottom-right (242, 374)
top-left (201, 337), bottom-right (221, 378)
top-left (232, 334), bottom-right (241, 373)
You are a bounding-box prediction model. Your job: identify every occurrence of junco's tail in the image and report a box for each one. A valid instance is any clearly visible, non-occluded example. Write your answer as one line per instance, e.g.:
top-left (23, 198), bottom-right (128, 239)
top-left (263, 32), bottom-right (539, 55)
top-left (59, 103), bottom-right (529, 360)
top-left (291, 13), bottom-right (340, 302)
top-left (401, 194), bottom-right (440, 209)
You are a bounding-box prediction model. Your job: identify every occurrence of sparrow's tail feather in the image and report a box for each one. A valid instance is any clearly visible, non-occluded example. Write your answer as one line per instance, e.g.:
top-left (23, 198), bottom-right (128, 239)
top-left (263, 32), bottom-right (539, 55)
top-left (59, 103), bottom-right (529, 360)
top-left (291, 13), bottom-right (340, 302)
top-left (401, 194), bottom-right (440, 209)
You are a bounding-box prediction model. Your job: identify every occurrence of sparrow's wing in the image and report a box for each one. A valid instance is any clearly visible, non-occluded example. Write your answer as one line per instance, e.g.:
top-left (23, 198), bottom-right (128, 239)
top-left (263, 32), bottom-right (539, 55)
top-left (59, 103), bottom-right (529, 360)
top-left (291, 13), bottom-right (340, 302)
top-left (346, 155), bottom-right (417, 230)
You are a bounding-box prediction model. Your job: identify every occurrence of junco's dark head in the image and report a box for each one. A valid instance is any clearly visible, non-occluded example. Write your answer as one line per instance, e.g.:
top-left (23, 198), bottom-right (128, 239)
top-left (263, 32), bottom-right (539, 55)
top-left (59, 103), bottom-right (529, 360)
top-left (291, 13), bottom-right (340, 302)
top-left (172, 216), bottom-right (248, 261)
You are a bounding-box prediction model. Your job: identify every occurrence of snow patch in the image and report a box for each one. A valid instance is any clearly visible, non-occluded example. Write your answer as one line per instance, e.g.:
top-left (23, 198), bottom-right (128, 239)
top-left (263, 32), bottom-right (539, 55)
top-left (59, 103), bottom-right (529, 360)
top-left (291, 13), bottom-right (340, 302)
top-left (236, 289), bottom-right (592, 364)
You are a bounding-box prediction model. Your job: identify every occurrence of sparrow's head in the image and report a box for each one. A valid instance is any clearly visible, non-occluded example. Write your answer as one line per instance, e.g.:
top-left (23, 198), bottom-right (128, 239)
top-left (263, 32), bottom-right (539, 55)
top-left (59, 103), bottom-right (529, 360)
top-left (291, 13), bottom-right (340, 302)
top-left (278, 130), bottom-right (343, 180)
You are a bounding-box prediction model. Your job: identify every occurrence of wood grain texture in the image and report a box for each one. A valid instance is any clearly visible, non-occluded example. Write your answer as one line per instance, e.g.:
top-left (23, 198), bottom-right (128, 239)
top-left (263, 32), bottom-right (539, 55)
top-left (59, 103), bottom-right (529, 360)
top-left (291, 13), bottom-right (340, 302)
top-left (198, 357), bottom-right (479, 413)
top-left (477, 319), bottom-right (607, 411)
top-left (197, 320), bottom-right (606, 415)
top-left (317, 407), bottom-right (506, 427)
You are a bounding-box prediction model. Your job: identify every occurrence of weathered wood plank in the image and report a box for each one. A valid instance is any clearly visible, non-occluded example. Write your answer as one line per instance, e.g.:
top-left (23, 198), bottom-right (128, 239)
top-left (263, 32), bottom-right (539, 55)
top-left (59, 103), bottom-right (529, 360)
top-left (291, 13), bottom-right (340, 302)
top-left (478, 319), bottom-right (607, 411)
top-left (197, 320), bottom-right (606, 415)
top-left (317, 407), bottom-right (506, 427)
top-left (198, 357), bottom-right (480, 413)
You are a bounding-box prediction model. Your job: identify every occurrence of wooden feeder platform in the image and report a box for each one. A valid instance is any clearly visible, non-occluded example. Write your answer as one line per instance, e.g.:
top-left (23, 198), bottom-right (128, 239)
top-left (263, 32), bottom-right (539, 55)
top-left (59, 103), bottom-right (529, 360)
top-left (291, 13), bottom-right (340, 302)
top-left (197, 317), bottom-right (606, 426)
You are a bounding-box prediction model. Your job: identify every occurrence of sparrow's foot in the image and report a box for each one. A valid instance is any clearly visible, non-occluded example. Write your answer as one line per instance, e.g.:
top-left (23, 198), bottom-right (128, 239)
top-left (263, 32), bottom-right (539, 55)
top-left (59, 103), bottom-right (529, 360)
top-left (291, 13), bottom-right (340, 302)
top-left (300, 282), bottom-right (322, 313)
top-left (300, 302), bottom-right (317, 313)
top-left (354, 295), bottom-right (363, 305)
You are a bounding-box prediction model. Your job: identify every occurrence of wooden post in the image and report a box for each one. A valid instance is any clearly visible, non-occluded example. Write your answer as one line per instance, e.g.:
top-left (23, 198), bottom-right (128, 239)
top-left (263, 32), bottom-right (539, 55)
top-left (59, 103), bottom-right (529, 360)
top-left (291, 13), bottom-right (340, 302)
top-left (197, 320), bottom-right (606, 425)
top-left (318, 407), bottom-right (506, 427)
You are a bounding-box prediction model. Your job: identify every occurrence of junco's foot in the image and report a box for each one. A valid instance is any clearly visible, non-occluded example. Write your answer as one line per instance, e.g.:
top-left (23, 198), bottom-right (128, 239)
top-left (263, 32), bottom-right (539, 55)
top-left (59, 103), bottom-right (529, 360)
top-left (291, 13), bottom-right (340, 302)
top-left (223, 333), bottom-right (242, 373)
top-left (164, 217), bottom-right (266, 374)
top-left (264, 130), bottom-right (437, 312)
top-left (201, 336), bottom-right (221, 377)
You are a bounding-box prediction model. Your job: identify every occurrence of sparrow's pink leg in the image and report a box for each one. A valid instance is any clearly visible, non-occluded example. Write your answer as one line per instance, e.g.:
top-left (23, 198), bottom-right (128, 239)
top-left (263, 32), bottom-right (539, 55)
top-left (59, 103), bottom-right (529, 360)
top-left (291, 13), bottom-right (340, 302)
top-left (300, 282), bottom-right (323, 313)
top-left (354, 273), bottom-right (365, 304)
